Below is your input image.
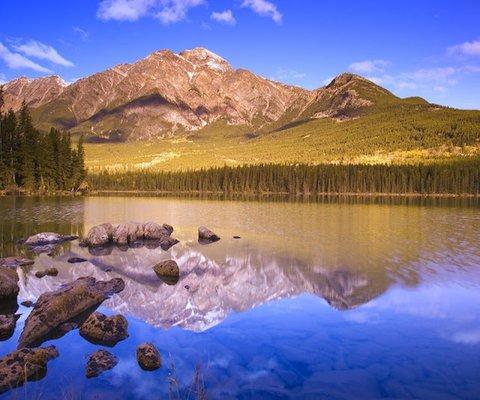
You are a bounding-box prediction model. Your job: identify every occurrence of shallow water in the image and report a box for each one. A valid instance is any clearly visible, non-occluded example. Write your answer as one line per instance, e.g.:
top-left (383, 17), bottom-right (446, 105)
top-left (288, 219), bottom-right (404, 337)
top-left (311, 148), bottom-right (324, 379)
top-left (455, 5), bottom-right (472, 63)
top-left (0, 195), bottom-right (480, 399)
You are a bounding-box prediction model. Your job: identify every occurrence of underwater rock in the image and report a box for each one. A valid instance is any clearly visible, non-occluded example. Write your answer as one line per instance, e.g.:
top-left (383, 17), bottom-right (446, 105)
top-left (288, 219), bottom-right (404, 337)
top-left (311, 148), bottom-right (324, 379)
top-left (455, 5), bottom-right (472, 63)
top-left (18, 277), bottom-right (125, 348)
top-left (0, 314), bottom-right (20, 341)
top-left (136, 343), bottom-right (161, 371)
top-left (0, 346), bottom-right (59, 394)
top-left (68, 257), bottom-right (88, 263)
top-left (24, 232), bottom-right (78, 246)
top-left (86, 349), bottom-right (118, 378)
top-left (0, 267), bottom-right (19, 299)
top-left (35, 267), bottom-right (58, 279)
top-left (21, 300), bottom-right (35, 308)
top-left (0, 257), bottom-right (34, 268)
top-left (153, 260), bottom-right (180, 285)
top-left (80, 312), bottom-right (129, 346)
top-left (198, 226), bottom-right (220, 242)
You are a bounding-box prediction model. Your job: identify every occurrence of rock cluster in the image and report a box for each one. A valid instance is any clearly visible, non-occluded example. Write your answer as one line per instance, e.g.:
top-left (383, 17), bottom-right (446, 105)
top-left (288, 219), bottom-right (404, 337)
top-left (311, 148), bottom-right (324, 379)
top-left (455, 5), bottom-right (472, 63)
top-left (81, 222), bottom-right (178, 250)
top-left (80, 312), bottom-right (129, 346)
top-left (0, 346), bottom-right (59, 394)
top-left (18, 277), bottom-right (125, 348)
top-left (85, 349), bottom-right (118, 378)
top-left (136, 343), bottom-right (161, 371)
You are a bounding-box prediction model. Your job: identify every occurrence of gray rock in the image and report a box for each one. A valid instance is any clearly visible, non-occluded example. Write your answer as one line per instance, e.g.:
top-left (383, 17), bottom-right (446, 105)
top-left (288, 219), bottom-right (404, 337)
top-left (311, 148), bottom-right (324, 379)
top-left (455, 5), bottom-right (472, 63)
top-left (86, 349), bottom-right (118, 378)
top-left (0, 257), bottom-right (34, 268)
top-left (0, 346), bottom-right (59, 394)
top-left (0, 267), bottom-right (19, 299)
top-left (0, 314), bottom-right (20, 341)
top-left (18, 277), bottom-right (125, 348)
top-left (198, 226), bottom-right (220, 242)
top-left (24, 232), bottom-right (77, 246)
top-left (80, 312), bottom-right (128, 346)
top-left (136, 343), bottom-right (161, 371)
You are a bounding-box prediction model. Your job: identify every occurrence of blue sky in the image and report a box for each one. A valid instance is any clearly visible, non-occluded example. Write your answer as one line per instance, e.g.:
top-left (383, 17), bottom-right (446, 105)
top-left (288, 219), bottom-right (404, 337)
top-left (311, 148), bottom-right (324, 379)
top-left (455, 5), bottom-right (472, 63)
top-left (1, 0), bottom-right (480, 109)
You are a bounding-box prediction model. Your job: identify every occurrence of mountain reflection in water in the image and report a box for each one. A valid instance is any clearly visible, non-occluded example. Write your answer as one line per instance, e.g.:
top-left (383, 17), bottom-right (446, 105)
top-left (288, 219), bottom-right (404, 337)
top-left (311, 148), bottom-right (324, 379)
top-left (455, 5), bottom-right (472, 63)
top-left (0, 195), bottom-right (480, 399)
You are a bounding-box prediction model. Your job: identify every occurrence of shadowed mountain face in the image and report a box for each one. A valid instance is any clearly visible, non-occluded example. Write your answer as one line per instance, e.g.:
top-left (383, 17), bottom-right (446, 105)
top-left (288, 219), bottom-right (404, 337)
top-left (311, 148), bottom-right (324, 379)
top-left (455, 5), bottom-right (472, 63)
top-left (1, 47), bottom-right (400, 140)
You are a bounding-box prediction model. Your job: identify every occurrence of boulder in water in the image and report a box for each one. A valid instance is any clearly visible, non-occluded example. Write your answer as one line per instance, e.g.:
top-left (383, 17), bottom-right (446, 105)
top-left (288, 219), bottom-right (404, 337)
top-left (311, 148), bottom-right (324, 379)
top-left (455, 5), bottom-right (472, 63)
top-left (153, 260), bottom-right (180, 285)
top-left (0, 314), bottom-right (20, 341)
top-left (0, 257), bottom-right (34, 268)
top-left (198, 226), bottom-right (220, 242)
top-left (79, 312), bottom-right (129, 346)
top-left (86, 349), bottom-right (118, 378)
top-left (0, 267), bottom-right (19, 299)
top-left (136, 343), bottom-right (161, 371)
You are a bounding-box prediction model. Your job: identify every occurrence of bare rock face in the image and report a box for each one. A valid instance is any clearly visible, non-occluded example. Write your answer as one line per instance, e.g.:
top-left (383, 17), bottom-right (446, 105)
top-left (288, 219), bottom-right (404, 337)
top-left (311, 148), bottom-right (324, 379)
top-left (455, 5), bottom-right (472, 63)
top-left (198, 226), bottom-right (220, 242)
top-left (136, 343), bottom-right (161, 371)
top-left (0, 257), bottom-right (34, 268)
top-left (24, 232), bottom-right (78, 246)
top-left (0, 345), bottom-right (59, 394)
top-left (79, 311), bottom-right (129, 346)
top-left (0, 314), bottom-right (20, 341)
top-left (153, 260), bottom-right (179, 285)
top-left (0, 267), bottom-right (19, 299)
top-left (86, 350), bottom-right (118, 378)
top-left (18, 277), bottom-right (125, 348)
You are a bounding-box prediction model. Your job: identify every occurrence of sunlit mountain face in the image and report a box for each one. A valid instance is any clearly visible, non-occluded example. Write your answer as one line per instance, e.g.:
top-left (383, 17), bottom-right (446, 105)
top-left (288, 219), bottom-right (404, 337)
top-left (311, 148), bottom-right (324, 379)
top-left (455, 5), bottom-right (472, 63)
top-left (1, 196), bottom-right (480, 399)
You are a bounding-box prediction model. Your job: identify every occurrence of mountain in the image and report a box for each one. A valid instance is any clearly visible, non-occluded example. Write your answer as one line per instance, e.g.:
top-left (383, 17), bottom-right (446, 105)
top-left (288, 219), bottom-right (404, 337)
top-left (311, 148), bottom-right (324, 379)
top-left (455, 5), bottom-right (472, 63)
top-left (2, 47), bottom-right (480, 169)
top-left (2, 47), bottom-right (395, 140)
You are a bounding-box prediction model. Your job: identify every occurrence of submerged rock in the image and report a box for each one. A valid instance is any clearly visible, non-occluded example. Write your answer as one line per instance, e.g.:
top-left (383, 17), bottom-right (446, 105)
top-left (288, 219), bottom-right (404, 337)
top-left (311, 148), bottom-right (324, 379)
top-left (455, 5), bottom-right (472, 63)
top-left (0, 314), bottom-right (20, 341)
top-left (21, 300), bottom-right (35, 308)
top-left (18, 277), bottom-right (125, 348)
top-left (24, 232), bottom-right (78, 246)
top-left (35, 268), bottom-right (57, 278)
top-left (153, 260), bottom-right (179, 285)
top-left (68, 257), bottom-right (88, 263)
top-left (0, 267), bottom-right (19, 299)
top-left (80, 312), bottom-right (129, 346)
top-left (198, 226), bottom-right (220, 243)
top-left (0, 257), bottom-right (34, 268)
top-left (86, 349), bottom-right (118, 378)
top-left (0, 346), bottom-right (59, 394)
top-left (136, 343), bottom-right (161, 371)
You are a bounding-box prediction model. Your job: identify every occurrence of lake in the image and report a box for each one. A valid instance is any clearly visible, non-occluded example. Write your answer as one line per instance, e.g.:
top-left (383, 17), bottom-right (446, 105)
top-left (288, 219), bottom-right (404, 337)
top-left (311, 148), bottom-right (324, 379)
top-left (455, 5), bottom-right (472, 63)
top-left (0, 195), bottom-right (480, 399)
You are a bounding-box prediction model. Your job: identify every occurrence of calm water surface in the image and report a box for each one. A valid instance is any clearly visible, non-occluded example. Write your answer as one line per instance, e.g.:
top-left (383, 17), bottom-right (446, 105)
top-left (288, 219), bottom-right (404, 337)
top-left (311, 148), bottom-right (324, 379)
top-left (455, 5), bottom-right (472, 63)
top-left (0, 196), bottom-right (479, 399)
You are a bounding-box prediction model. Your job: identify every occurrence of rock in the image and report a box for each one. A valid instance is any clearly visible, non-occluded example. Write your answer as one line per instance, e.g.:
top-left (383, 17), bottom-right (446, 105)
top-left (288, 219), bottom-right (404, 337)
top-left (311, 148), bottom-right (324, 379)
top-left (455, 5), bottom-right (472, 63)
top-left (162, 224), bottom-right (174, 236)
top-left (68, 257), bottom-right (88, 263)
top-left (153, 260), bottom-right (180, 285)
top-left (80, 312), bottom-right (129, 346)
top-left (0, 267), bottom-right (19, 299)
top-left (18, 277), bottom-right (125, 348)
top-left (46, 267), bottom-right (58, 276)
top-left (0, 257), bottom-right (34, 268)
top-left (136, 343), bottom-right (161, 371)
top-left (0, 314), bottom-right (20, 341)
top-left (159, 235), bottom-right (179, 250)
top-left (86, 350), bottom-right (118, 378)
top-left (198, 226), bottom-right (220, 242)
top-left (112, 222), bottom-right (145, 245)
top-left (21, 300), bottom-right (34, 308)
top-left (233, 236), bottom-right (241, 239)
top-left (35, 270), bottom-right (46, 279)
top-left (0, 346), bottom-right (59, 394)
top-left (81, 223), bottom-right (115, 247)
top-left (143, 222), bottom-right (173, 239)
top-left (24, 232), bottom-right (77, 246)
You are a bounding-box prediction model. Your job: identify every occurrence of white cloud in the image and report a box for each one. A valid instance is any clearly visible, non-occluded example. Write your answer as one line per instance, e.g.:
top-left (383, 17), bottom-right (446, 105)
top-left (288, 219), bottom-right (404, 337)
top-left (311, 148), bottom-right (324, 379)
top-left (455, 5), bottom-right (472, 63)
top-left (211, 10), bottom-right (236, 25)
top-left (349, 59), bottom-right (390, 74)
top-left (0, 42), bottom-right (52, 73)
top-left (13, 40), bottom-right (74, 67)
top-left (274, 67), bottom-right (306, 82)
top-left (241, 0), bottom-right (282, 24)
top-left (448, 39), bottom-right (480, 57)
top-left (97, 0), bottom-right (204, 24)
top-left (451, 328), bottom-right (480, 345)
top-left (73, 26), bottom-right (89, 41)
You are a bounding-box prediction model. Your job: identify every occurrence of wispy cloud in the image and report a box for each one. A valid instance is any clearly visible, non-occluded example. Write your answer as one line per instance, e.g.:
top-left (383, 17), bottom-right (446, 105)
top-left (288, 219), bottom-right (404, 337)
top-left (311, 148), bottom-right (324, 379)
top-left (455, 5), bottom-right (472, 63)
top-left (97, 0), bottom-right (205, 24)
top-left (274, 67), bottom-right (306, 82)
top-left (0, 42), bottom-right (52, 73)
top-left (447, 39), bottom-right (480, 57)
top-left (241, 0), bottom-right (282, 24)
top-left (349, 59), bottom-right (390, 74)
top-left (12, 40), bottom-right (74, 67)
top-left (73, 26), bottom-right (89, 41)
top-left (451, 328), bottom-right (480, 345)
top-left (0, 73), bottom-right (6, 84)
top-left (211, 10), bottom-right (236, 25)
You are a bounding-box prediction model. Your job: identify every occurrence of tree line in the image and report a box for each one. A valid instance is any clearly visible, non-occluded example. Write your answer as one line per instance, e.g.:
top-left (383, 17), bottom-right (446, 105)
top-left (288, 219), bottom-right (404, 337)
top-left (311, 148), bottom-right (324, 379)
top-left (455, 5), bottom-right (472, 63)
top-left (88, 161), bottom-right (480, 195)
top-left (0, 87), bottom-right (86, 192)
